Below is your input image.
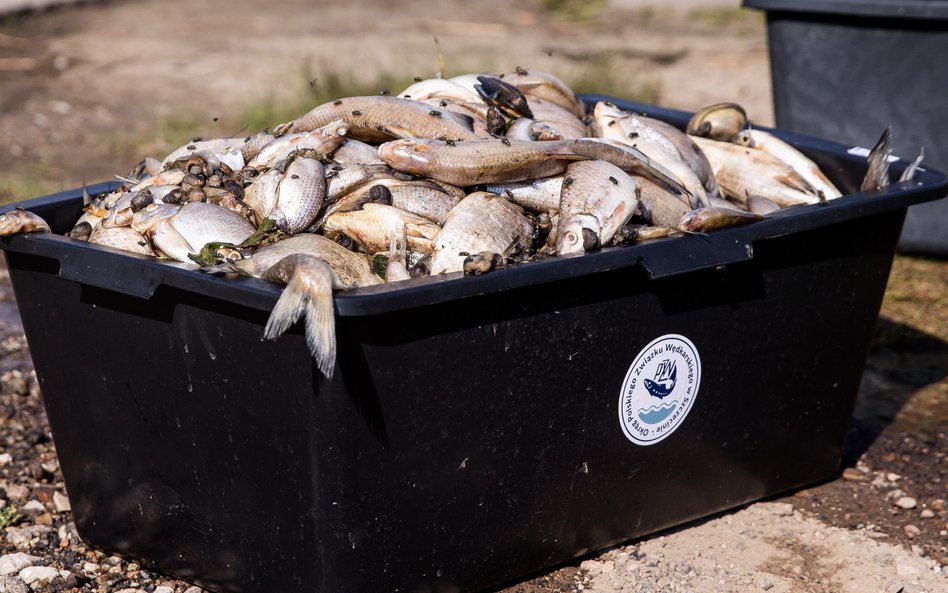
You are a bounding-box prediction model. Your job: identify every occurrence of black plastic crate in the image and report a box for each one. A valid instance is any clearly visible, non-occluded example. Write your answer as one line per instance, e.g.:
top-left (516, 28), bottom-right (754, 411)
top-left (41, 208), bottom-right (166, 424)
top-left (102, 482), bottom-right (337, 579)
top-left (743, 0), bottom-right (948, 257)
top-left (1, 98), bottom-right (946, 593)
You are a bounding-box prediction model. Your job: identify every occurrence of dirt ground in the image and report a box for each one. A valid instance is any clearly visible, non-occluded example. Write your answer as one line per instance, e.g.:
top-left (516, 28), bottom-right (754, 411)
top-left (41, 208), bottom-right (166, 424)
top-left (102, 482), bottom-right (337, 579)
top-left (0, 1), bottom-right (945, 592)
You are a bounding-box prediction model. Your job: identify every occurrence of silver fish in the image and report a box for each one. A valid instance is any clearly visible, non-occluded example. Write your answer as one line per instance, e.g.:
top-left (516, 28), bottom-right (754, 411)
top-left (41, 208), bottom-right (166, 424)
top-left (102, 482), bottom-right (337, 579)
top-left (0, 210), bottom-right (51, 235)
top-left (323, 203), bottom-right (441, 254)
top-left (556, 161), bottom-right (640, 255)
top-left (248, 120), bottom-right (347, 170)
top-left (485, 176), bottom-right (563, 214)
top-left (430, 192), bottom-right (533, 275)
top-left (691, 136), bottom-right (820, 208)
top-left (151, 202), bottom-right (255, 263)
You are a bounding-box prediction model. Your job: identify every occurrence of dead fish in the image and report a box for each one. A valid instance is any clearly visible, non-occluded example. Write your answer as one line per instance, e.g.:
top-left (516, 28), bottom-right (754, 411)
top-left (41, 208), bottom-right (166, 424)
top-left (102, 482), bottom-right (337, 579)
top-left (678, 207), bottom-right (763, 232)
top-left (229, 234), bottom-right (382, 377)
top-left (686, 102), bottom-right (747, 141)
top-left (260, 253), bottom-right (341, 378)
top-left (634, 176), bottom-right (691, 228)
top-left (131, 203), bottom-right (181, 235)
top-left (325, 163), bottom-right (385, 202)
top-left (495, 69), bottom-right (585, 118)
top-left (331, 138), bottom-right (385, 165)
top-left (248, 120), bottom-right (347, 170)
top-left (398, 77), bottom-right (482, 104)
top-left (151, 202), bottom-right (255, 263)
top-left (736, 129), bottom-right (842, 199)
top-left (270, 154), bottom-right (327, 233)
top-left (556, 161), bottom-right (640, 255)
top-left (88, 226), bottom-right (154, 255)
top-left (526, 96), bottom-right (588, 139)
top-left (430, 192), bottom-right (533, 275)
top-left (594, 101), bottom-right (709, 207)
top-left (861, 127), bottom-right (892, 192)
top-left (323, 203), bottom-right (441, 254)
top-left (636, 114), bottom-right (719, 197)
top-left (691, 136), bottom-right (820, 208)
top-left (0, 209), bottom-right (51, 235)
top-left (379, 137), bottom-right (686, 192)
top-left (233, 233), bottom-right (382, 288)
top-left (273, 96), bottom-right (480, 143)
top-left (160, 138), bottom-right (247, 172)
top-left (486, 176), bottom-right (563, 214)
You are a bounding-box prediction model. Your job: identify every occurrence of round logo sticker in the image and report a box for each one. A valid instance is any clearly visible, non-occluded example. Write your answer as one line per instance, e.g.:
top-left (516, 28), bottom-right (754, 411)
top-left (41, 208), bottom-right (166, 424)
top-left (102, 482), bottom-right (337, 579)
top-left (618, 334), bottom-right (701, 446)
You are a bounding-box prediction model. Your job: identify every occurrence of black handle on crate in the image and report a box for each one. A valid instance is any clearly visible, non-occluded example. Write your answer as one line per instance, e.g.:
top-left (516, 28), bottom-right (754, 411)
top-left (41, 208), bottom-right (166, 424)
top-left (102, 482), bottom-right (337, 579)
top-left (633, 235), bottom-right (757, 280)
top-left (10, 234), bottom-right (166, 300)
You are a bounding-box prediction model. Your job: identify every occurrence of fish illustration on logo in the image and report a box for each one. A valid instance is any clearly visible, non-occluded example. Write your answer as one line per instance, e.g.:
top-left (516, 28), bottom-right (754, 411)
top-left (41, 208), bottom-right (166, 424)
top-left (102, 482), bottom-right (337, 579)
top-left (644, 359), bottom-right (676, 399)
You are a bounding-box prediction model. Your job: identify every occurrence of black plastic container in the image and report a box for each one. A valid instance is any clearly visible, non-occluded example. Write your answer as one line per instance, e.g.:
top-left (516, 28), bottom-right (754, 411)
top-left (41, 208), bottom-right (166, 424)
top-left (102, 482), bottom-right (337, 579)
top-left (1, 98), bottom-right (946, 593)
top-left (743, 0), bottom-right (948, 257)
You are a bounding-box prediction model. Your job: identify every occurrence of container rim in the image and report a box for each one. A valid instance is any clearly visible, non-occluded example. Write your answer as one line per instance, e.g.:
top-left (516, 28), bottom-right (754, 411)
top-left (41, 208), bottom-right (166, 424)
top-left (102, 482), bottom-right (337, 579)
top-left (742, 0), bottom-right (948, 20)
top-left (1, 96), bottom-right (946, 317)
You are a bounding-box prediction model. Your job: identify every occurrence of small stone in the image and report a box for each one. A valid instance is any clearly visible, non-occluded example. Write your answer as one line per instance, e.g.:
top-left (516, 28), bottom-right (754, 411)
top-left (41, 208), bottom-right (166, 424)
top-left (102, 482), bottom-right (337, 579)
top-left (0, 575), bottom-right (29, 593)
top-left (51, 493), bottom-right (70, 514)
top-left (115, 589), bottom-right (147, 593)
top-left (921, 509), bottom-right (935, 519)
top-left (895, 497), bottom-right (917, 510)
top-left (153, 587), bottom-right (174, 593)
top-left (904, 524), bottom-right (921, 538)
top-left (126, 563), bottom-right (140, 572)
top-left (886, 582), bottom-right (904, 593)
top-left (931, 499), bottom-right (946, 512)
top-left (887, 472), bottom-right (901, 482)
top-left (0, 554), bottom-right (42, 577)
top-left (769, 502), bottom-right (794, 517)
top-left (0, 454), bottom-right (11, 468)
top-left (105, 556), bottom-right (123, 567)
top-left (842, 468), bottom-right (865, 481)
top-left (580, 560), bottom-right (603, 577)
top-left (81, 563), bottom-right (98, 574)
top-left (33, 512), bottom-right (52, 526)
top-left (5, 485), bottom-right (28, 502)
top-left (18, 566), bottom-right (59, 585)
top-left (19, 501), bottom-right (45, 515)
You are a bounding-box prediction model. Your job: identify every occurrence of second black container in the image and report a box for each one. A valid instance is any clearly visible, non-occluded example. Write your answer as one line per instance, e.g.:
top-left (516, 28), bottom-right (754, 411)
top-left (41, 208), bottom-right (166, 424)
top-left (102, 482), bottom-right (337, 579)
top-left (743, 0), bottom-right (948, 256)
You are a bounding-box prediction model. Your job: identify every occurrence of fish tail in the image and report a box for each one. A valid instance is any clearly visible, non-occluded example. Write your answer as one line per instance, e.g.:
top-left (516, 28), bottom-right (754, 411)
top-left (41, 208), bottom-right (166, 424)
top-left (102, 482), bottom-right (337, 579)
top-left (900, 147), bottom-right (925, 182)
top-left (861, 126), bottom-right (892, 191)
top-left (263, 254), bottom-right (338, 378)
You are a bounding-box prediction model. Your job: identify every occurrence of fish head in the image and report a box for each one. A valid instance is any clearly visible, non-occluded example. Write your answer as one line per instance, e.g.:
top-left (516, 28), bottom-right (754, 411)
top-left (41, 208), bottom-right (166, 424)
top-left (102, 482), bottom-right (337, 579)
top-left (132, 203), bottom-right (180, 235)
top-left (377, 140), bottom-right (434, 177)
top-left (556, 213), bottom-right (602, 255)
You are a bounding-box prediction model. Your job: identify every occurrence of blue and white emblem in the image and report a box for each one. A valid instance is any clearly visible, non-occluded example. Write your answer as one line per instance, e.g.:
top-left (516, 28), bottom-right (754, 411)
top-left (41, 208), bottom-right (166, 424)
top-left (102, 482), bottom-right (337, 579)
top-left (618, 334), bottom-right (701, 446)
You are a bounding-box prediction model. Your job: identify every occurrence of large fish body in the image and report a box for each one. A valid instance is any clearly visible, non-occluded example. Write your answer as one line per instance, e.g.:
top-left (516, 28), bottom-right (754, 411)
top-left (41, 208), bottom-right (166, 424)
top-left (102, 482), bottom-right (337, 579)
top-left (248, 120), bottom-right (348, 170)
top-left (323, 203), bottom-right (441, 254)
top-left (151, 202), bottom-right (255, 263)
top-left (691, 136), bottom-right (820, 208)
top-left (430, 192), bottom-right (533, 275)
top-left (556, 160), bottom-right (640, 255)
top-left (235, 233), bottom-right (381, 288)
top-left (736, 129), bottom-right (842, 199)
top-left (594, 102), bottom-right (709, 207)
top-left (274, 96), bottom-right (480, 143)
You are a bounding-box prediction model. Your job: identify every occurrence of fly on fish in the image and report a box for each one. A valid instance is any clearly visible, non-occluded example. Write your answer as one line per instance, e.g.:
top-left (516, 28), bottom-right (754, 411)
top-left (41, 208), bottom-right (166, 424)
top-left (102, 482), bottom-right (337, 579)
top-left (0, 66), bottom-right (918, 379)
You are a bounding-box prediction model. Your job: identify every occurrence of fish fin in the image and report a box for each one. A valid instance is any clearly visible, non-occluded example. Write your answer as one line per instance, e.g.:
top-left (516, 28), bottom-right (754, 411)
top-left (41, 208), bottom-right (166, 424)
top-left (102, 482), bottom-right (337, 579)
top-left (380, 124), bottom-right (421, 140)
top-left (82, 183), bottom-right (92, 206)
top-left (861, 126), bottom-right (893, 191)
top-left (773, 171), bottom-right (816, 195)
top-left (900, 147), bottom-right (925, 182)
top-left (113, 174), bottom-right (139, 185)
top-left (263, 255), bottom-right (337, 378)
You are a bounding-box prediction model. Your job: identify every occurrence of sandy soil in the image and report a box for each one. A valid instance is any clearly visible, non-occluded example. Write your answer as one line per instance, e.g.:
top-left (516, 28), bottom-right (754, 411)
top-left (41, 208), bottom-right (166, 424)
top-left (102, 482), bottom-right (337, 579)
top-left (0, 1), bottom-right (945, 593)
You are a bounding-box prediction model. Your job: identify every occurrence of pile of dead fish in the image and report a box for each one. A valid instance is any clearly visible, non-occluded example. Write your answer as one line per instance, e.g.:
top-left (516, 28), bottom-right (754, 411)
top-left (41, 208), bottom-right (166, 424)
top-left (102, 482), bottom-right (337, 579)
top-left (0, 68), bottom-right (908, 377)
